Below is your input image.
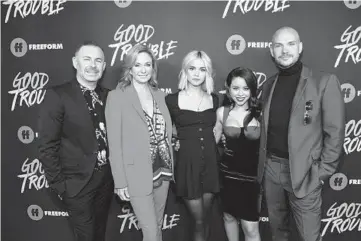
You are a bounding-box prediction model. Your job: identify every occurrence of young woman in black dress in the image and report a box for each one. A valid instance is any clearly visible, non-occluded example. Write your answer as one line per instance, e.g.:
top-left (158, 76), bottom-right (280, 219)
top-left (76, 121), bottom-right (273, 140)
top-left (214, 67), bottom-right (261, 241)
top-left (166, 50), bottom-right (220, 241)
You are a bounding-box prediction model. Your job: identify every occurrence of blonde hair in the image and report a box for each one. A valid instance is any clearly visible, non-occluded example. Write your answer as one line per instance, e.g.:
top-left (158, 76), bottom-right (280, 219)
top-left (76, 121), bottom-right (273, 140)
top-left (118, 44), bottom-right (158, 89)
top-left (178, 50), bottom-right (214, 94)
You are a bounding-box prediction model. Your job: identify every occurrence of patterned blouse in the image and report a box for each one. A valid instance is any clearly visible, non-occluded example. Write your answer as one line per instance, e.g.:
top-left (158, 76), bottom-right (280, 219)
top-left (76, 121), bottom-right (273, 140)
top-left (143, 100), bottom-right (173, 188)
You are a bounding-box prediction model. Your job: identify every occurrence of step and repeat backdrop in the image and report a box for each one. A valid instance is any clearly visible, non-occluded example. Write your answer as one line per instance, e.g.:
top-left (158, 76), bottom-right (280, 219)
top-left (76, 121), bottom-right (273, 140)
top-left (2, 1), bottom-right (361, 241)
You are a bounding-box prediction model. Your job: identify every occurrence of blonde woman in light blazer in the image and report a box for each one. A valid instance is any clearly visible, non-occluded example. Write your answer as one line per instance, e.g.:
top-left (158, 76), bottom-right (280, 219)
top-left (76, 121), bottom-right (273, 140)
top-left (105, 44), bottom-right (174, 241)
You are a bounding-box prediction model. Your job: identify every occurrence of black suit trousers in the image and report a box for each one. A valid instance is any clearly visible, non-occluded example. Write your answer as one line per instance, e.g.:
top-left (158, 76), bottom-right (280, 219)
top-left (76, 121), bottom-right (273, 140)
top-left (61, 165), bottom-right (114, 241)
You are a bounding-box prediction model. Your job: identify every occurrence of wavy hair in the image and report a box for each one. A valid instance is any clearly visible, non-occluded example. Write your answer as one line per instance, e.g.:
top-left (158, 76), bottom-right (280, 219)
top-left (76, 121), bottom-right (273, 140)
top-left (118, 44), bottom-right (158, 89)
top-left (224, 67), bottom-right (261, 128)
top-left (178, 50), bottom-right (214, 94)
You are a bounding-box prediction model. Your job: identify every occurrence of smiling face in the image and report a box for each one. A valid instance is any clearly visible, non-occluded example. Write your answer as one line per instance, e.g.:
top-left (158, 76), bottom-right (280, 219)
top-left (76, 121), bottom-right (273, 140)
top-left (229, 76), bottom-right (250, 108)
top-left (270, 28), bottom-right (303, 68)
top-left (72, 45), bottom-right (106, 84)
top-left (130, 52), bottom-right (153, 84)
top-left (186, 58), bottom-right (207, 87)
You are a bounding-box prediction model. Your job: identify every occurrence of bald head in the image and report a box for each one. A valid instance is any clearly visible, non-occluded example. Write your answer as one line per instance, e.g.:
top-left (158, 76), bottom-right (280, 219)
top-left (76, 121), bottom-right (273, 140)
top-left (270, 26), bottom-right (303, 68)
top-left (272, 27), bottom-right (301, 43)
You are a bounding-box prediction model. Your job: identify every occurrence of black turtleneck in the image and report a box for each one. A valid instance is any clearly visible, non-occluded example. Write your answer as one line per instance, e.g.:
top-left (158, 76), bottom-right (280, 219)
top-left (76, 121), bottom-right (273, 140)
top-left (267, 60), bottom-right (303, 158)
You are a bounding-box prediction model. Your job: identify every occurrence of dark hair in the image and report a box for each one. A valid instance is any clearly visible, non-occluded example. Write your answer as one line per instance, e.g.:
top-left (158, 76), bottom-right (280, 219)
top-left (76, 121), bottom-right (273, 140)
top-left (224, 67), bottom-right (261, 129)
top-left (74, 40), bottom-right (104, 55)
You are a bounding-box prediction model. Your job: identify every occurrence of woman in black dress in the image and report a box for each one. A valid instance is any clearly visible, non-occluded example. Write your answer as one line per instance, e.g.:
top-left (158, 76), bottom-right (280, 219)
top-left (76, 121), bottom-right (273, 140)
top-left (165, 50), bottom-right (220, 241)
top-left (214, 67), bottom-right (261, 241)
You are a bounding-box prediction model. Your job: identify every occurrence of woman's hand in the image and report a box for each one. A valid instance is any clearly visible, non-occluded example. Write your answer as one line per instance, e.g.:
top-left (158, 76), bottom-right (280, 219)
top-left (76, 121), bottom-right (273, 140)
top-left (172, 136), bottom-right (180, 151)
top-left (115, 187), bottom-right (130, 201)
top-left (214, 106), bottom-right (224, 143)
top-left (221, 133), bottom-right (226, 147)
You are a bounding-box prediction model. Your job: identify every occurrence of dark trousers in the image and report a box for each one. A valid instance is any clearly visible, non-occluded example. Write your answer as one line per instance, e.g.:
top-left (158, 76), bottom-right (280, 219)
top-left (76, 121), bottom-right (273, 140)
top-left (263, 155), bottom-right (322, 241)
top-left (62, 165), bottom-right (114, 241)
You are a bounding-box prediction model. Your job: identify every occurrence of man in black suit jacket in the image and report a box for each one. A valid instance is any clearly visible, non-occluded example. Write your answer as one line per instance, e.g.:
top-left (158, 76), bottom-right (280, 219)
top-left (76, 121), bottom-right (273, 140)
top-left (38, 41), bottom-right (114, 241)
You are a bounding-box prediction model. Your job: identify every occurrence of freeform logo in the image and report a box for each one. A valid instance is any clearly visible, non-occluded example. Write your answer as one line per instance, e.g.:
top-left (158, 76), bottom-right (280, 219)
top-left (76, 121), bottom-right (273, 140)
top-left (222, 0), bottom-right (291, 18)
top-left (226, 35), bottom-right (246, 55)
top-left (109, 24), bottom-right (178, 66)
top-left (27, 204), bottom-right (69, 221)
top-left (3, 0), bottom-right (67, 24)
top-left (226, 35), bottom-right (271, 55)
top-left (247, 41), bottom-right (272, 49)
top-left (114, 0), bottom-right (132, 8)
top-left (341, 83), bottom-right (359, 103)
top-left (10, 37), bottom-right (63, 57)
top-left (349, 179), bottom-right (361, 185)
top-left (344, 119), bottom-right (361, 155)
top-left (27, 204), bottom-right (44, 221)
top-left (10, 38), bottom-right (28, 57)
top-left (28, 43), bottom-right (63, 50)
top-left (44, 210), bottom-right (69, 217)
top-left (329, 173), bottom-right (348, 191)
top-left (331, 174), bottom-right (361, 188)
top-left (17, 126), bottom-right (37, 144)
top-left (344, 0), bottom-right (361, 9)
top-left (118, 204), bottom-right (180, 233)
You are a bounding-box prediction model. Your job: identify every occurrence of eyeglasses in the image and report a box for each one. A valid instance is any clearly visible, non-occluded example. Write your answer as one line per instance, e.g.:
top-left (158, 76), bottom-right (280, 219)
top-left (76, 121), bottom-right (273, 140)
top-left (304, 101), bottom-right (313, 125)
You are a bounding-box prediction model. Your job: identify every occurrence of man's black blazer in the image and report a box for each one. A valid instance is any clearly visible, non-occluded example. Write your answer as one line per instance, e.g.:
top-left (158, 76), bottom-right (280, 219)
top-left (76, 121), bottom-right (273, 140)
top-left (38, 80), bottom-right (109, 197)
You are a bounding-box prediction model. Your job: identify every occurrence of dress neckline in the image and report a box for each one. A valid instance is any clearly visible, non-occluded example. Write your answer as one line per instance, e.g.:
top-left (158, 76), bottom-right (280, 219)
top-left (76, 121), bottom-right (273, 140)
top-left (176, 91), bottom-right (214, 112)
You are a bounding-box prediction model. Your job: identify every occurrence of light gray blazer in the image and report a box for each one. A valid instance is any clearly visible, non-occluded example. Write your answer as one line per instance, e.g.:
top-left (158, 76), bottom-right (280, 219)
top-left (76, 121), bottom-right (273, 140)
top-left (105, 84), bottom-right (174, 197)
top-left (258, 66), bottom-right (345, 198)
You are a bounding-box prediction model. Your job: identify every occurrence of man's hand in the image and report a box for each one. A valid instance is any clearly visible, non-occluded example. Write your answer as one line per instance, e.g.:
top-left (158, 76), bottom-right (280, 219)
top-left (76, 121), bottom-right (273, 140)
top-left (115, 187), bottom-right (130, 201)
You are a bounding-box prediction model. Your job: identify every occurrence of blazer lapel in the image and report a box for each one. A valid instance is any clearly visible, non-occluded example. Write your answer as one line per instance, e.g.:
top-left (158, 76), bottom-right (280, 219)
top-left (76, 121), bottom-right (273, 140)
top-left (263, 75), bottom-right (278, 134)
top-left (127, 84), bottom-right (147, 123)
top-left (152, 89), bottom-right (166, 117)
top-left (291, 66), bottom-right (310, 114)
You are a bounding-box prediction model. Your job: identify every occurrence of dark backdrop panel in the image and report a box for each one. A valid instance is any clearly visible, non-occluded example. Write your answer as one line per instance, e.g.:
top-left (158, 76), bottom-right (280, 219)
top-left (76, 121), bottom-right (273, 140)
top-left (2, 1), bottom-right (361, 241)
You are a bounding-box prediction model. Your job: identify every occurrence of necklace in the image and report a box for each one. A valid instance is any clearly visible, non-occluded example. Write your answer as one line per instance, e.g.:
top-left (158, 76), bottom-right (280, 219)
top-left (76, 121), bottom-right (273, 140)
top-left (197, 92), bottom-right (205, 111)
top-left (184, 90), bottom-right (205, 111)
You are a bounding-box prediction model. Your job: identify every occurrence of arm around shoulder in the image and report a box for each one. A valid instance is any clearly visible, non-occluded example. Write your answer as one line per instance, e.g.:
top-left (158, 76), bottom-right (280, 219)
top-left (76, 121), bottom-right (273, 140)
top-left (214, 106), bottom-right (224, 143)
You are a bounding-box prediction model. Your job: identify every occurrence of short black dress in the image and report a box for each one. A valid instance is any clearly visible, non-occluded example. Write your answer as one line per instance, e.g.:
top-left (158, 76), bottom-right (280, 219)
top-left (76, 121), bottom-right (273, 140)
top-left (220, 106), bottom-right (261, 221)
top-left (165, 92), bottom-right (221, 199)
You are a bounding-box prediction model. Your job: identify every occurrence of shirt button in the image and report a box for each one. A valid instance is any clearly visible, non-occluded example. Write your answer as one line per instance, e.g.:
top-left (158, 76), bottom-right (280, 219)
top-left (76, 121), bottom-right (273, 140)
top-left (199, 128), bottom-right (203, 131)
top-left (200, 137), bottom-right (204, 141)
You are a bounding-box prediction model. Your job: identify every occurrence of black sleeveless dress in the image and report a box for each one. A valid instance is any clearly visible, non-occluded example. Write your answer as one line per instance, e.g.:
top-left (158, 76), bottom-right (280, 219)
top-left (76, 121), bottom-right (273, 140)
top-left (220, 106), bottom-right (261, 221)
top-left (165, 92), bottom-right (221, 199)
